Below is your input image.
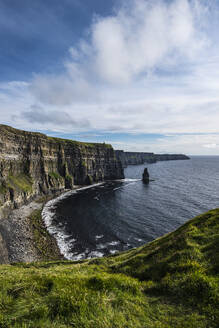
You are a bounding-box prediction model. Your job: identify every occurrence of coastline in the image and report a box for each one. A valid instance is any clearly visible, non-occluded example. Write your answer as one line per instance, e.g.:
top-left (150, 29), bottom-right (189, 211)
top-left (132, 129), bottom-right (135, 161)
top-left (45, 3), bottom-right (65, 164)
top-left (42, 182), bottom-right (105, 260)
top-left (0, 194), bottom-right (64, 264)
top-left (0, 184), bottom-right (105, 264)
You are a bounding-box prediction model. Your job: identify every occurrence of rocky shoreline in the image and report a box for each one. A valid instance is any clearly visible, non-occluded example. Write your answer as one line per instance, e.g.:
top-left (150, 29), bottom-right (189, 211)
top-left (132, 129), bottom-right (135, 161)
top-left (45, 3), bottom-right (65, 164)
top-left (0, 185), bottom-right (97, 264)
top-left (0, 194), bottom-right (63, 264)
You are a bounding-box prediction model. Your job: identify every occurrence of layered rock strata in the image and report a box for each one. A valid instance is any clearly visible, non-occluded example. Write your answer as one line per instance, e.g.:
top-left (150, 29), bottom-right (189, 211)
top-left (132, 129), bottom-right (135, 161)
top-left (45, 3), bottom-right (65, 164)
top-left (115, 150), bottom-right (190, 168)
top-left (0, 125), bottom-right (124, 263)
top-left (0, 125), bottom-right (124, 214)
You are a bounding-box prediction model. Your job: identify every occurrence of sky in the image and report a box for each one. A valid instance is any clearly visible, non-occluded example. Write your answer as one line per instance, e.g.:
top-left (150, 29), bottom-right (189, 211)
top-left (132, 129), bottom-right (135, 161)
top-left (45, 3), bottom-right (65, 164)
top-left (1, 0), bottom-right (219, 155)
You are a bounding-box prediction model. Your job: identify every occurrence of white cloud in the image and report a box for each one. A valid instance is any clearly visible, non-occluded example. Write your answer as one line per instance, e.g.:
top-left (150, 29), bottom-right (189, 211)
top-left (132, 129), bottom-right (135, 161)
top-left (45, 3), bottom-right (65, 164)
top-left (1, 0), bottom-right (219, 155)
top-left (90, 0), bottom-right (206, 84)
top-left (30, 0), bottom-right (207, 104)
top-left (203, 143), bottom-right (218, 149)
top-left (111, 134), bottom-right (219, 155)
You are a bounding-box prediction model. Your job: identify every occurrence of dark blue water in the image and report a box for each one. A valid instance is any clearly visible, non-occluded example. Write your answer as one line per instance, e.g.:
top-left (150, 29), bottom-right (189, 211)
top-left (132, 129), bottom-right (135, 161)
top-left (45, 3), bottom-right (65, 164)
top-left (46, 156), bottom-right (219, 260)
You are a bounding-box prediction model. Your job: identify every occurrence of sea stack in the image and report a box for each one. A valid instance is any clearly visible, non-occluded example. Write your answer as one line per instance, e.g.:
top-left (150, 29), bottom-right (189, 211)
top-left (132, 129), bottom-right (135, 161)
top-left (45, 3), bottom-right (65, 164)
top-left (142, 168), bottom-right (150, 183)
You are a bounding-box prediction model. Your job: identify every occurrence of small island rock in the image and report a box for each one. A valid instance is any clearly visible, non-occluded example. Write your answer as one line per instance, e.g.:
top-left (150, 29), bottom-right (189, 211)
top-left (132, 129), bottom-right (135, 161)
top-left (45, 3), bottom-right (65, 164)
top-left (142, 168), bottom-right (150, 183)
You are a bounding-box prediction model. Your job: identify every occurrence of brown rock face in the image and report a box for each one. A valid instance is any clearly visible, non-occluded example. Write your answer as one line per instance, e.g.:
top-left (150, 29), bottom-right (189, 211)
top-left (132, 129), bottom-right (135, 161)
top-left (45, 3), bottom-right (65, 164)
top-left (0, 125), bottom-right (124, 213)
top-left (0, 125), bottom-right (124, 263)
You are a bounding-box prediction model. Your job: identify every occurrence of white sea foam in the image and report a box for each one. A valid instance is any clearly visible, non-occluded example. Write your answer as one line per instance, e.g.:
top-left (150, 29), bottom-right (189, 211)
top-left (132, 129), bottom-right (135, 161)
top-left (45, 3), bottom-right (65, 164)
top-left (87, 251), bottom-right (104, 259)
top-left (113, 187), bottom-right (121, 191)
top-left (135, 238), bottom-right (143, 242)
top-left (96, 240), bottom-right (120, 249)
top-left (77, 182), bottom-right (104, 191)
top-left (116, 178), bottom-right (141, 182)
top-left (113, 178), bottom-right (141, 191)
top-left (96, 243), bottom-right (106, 249)
top-left (42, 183), bottom-right (105, 260)
top-left (95, 235), bottom-right (104, 240)
top-left (108, 241), bottom-right (120, 246)
top-left (72, 253), bottom-right (86, 261)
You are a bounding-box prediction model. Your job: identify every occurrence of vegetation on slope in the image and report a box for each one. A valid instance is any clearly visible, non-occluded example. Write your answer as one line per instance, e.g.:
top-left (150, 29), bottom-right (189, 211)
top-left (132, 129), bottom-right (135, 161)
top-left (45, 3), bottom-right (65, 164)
top-left (28, 208), bottom-right (63, 261)
top-left (48, 136), bottom-right (112, 149)
top-left (0, 124), bottom-right (113, 149)
top-left (0, 174), bottom-right (33, 195)
top-left (0, 209), bottom-right (219, 327)
top-left (7, 174), bottom-right (33, 193)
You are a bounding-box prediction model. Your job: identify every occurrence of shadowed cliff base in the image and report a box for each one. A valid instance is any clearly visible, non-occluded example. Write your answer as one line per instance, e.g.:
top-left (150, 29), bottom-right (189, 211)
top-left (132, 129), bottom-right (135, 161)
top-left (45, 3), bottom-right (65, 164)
top-left (0, 208), bottom-right (218, 327)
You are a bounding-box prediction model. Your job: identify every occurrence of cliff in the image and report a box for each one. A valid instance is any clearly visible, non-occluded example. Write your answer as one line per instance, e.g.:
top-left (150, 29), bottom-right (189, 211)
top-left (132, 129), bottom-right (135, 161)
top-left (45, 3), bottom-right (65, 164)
top-left (154, 154), bottom-right (190, 161)
top-left (115, 150), bottom-right (190, 167)
top-left (0, 208), bottom-right (218, 327)
top-left (0, 125), bottom-right (124, 264)
top-left (0, 125), bottom-right (124, 213)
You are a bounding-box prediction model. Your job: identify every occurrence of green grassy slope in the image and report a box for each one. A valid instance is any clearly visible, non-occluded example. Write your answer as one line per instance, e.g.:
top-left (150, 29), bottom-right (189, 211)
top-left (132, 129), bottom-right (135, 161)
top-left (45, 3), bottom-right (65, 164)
top-left (0, 209), bottom-right (219, 328)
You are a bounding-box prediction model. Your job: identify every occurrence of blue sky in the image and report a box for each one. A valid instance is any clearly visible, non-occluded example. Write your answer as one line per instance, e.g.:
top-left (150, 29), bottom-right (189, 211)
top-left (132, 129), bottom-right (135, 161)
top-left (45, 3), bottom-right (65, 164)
top-left (0, 0), bottom-right (117, 81)
top-left (1, 0), bottom-right (219, 154)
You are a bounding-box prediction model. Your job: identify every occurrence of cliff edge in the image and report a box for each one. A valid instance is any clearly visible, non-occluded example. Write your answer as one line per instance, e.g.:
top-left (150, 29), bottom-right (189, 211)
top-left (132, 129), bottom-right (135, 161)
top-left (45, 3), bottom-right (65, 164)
top-left (0, 124), bottom-right (124, 213)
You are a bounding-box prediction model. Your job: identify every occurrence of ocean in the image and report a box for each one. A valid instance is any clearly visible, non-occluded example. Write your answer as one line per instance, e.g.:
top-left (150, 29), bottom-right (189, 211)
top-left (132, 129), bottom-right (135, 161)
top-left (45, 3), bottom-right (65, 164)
top-left (42, 156), bottom-right (219, 260)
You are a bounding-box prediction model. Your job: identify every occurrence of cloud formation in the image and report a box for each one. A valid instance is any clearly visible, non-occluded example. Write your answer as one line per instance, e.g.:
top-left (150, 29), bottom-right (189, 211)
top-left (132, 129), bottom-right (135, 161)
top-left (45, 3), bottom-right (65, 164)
top-left (90, 0), bottom-right (205, 83)
top-left (109, 133), bottom-right (219, 155)
top-left (1, 0), bottom-right (219, 154)
top-left (21, 105), bottom-right (90, 128)
top-left (30, 0), bottom-right (207, 104)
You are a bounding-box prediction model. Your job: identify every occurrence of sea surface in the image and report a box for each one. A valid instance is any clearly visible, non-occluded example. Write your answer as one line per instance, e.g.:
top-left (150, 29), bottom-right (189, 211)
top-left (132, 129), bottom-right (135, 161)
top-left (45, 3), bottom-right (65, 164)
top-left (42, 156), bottom-right (219, 260)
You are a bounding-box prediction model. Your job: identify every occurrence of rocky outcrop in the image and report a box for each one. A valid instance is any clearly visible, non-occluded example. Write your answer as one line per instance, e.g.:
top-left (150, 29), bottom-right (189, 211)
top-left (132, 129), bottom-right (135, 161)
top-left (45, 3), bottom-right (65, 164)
top-left (115, 150), bottom-right (190, 168)
top-left (0, 125), bottom-right (124, 214)
top-left (142, 168), bottom-right (150, 183)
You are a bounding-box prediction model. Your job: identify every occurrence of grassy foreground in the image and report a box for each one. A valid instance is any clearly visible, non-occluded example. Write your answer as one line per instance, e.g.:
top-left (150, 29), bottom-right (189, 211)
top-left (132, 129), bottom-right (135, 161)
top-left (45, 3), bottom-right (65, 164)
top-left (0, 209), bottom-right (219, 328)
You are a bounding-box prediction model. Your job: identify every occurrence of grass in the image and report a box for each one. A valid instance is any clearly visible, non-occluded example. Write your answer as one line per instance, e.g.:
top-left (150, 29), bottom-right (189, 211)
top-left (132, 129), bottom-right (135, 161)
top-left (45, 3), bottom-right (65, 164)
top-left (48, 172), bottom-right (63, 181)
top-left (0, 124), bottom-right (112, 149)
top-left (0, 209), bottom-right (218, 327)
top-left (48, 136), bottom-right (112, 149)
top-left (28, 208), bottom-right (63, 261)
top-left (0, 184), bottom-right (7, 195)
top-left (7, 174), bottom-right (32, 193)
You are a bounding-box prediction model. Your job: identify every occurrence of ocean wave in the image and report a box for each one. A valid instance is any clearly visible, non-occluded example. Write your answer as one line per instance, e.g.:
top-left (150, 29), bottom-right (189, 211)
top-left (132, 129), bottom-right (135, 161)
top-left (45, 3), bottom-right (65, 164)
top-left (42, 183), bottom-right (105, 260)
top-left (96, 240), bottom-right (121, 250)
top-left (95, 235), bottom-right (104, 240)
top-left (87, 251), bottom-right (104, 259)
top-left (116, 178), bottom-right (141, 182)
top-left (108, 241), bottom-right (120, 246)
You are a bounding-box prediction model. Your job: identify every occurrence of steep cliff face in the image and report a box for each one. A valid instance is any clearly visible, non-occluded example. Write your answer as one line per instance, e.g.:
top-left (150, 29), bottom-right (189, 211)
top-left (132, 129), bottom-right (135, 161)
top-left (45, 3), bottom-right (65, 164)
top-left (153, 154), bottom-right (190, 161)
top-left (115, 150), bottom-right (190, 167)
top-left (115, 151), bottom-right (155, 167)
top-left (0, 125), bottom-right (124, 213)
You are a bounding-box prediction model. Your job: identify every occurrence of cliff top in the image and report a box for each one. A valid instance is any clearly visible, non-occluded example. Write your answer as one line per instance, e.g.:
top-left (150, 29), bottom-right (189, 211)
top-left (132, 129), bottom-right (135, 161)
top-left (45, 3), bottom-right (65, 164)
top-left (0, 124), bottom-right (112, 149)
top-left (0, 124), bottom-right (45, 138)
top-left (0, 208), bottom-right (218, 327)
